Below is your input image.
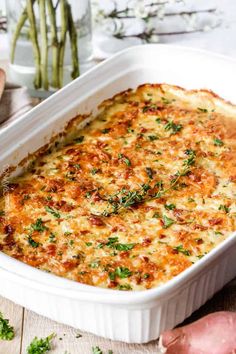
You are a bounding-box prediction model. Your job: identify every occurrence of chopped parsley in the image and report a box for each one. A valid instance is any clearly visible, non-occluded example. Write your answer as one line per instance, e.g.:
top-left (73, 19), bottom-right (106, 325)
top-left (148, 135), bottom-right (159, 141)
top-left (31, 218), bottom-right (47, 233)
top-left (213, 138), bottom-right (224, 147)
top-left (101, 128), bottom-right (110, 134)
top-left (0, 210), bottom-right (5, 216)
top-left (85, 191), bottom-right (92, 199)
top-left (92, 347), bottom-right (103, 354)
top-left (152, 212), bottom-right (160, 218)
top-left (142, 104), bottom-right (158, 112)
top-left (127, 128), bottom-right (134, 133)
top-left (74, 136), bottom-right (84, 144)
top-left (27, 333), bottom-right (55, 354)
top-left (143, 273), bottom-right (150, 279)
top-left (0, 312), bottom-right (14, 340)
top-left (49, 232), bottom-right (56, 243)
top-left (74, 164), bottom-right (81, 169)
top-left (197, 107), bottom-right (208, 113)
top-left (28, 236), bottom-right (40, 248)
top-left (113, 241), bottom-right (134, 251)
top-left (164, 203), bottom-right (176, 210)
top-left (91, 168), bottom-right (99, 175)
top-left (218, 204), bottom-right (230, 213)
top-left (101, 237), bottom-right (135, 251)
top-left (45, 206), bottom-right (61, 219)
top-left (161, 97), bottom-right (172, 104)
top-left (90, 260), bottom-right (100, 268)
top-left (118, 153), bottom-right (131, 166)
top-left (162, 215), bottom-right (175, 229)
top-left (109, 267), bottom-right (132, 280)
top-left (145, 167), bottom-right (154, 179)
top-left (173, 244), bottom-right (191, 256)
top-left (118, 284), bottom-right (132, 290)
top-left (164, 121), bottom-right (183, 134)
top-left (188, 197), bottom-right (195, 202)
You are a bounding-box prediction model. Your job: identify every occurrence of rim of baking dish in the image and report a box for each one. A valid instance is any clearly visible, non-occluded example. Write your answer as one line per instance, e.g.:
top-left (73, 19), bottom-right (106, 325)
top-left (1, 231), bottom-right (235, 305)
top-left (1, 44), bottom-right (236, 305)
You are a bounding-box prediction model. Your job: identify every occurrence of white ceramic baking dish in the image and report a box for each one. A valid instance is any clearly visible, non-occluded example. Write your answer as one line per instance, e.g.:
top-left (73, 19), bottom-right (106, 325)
top-left (0, 44), bottom-right (236, 344)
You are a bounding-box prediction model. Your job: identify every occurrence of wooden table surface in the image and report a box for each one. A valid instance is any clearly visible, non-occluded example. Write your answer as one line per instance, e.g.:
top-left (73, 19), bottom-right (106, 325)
top-left (0, 296), bottom-right (159, 354)
top-left (1, 278), bottom-right (236, 354)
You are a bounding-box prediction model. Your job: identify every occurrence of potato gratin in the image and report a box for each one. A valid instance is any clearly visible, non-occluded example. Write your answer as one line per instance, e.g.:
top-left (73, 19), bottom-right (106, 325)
top-left (0, 84), bottom-right (236, 291)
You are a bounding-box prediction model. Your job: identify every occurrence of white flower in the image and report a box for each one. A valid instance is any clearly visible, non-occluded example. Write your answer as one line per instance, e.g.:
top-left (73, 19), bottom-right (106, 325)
top-left (93, 9), bottom-right (107, 25)
top-left (102, 18), bottom-right (116, 33)
top-left (149, 34), bottom-right (160, 43)
top-left (203, 25), bottom-right (211, 32)
top-left (183, 13), bottom-right (197, 32)
top-left (156, 6), bottom-right (165, 20)
top-left (134, 4), bottom-right (149, 19)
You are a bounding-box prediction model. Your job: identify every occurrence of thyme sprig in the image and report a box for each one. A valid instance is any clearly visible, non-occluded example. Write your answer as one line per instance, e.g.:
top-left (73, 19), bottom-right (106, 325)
top-left (98, 149), bottom-right (196, 217)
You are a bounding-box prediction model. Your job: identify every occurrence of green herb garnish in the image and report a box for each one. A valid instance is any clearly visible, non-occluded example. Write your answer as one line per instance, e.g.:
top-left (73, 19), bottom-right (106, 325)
top-left (145, 167), bottom-right (154, 179)
top-left (127, 128), bottom-right (134, 133)
top-left (183, 149), bottom-right (196, 167)
top-left (161, 97), bottom-right (172, 104)
top-left (74, 136), bottom-right (84, 144)
top-left (218, 204), bottom-right (230, 213)
top-left (49, 232), bottom-right (56, 243)
top-left (213, 138), bottom-right (224, 147)
top-left (90, 260), bottom-right (100, 268)
top-left (31, 218), bottom-right (47, 233)
top-left (164, 203), bottom-right (176, 210)
top-left (91, 168), bottom-right (99, 175)
top-left (106, 237), bottom-right (135, 251)
top-left (118, 153), bottom-right (131, 166)
top-left (197, 107), bottom-right (208, 113)
top-left (45, 206), bottom-right (61, 219)
top-left (0, 312), bottom-right (14, 340)
top-left (118, 284), bottom-right (132, 290)
top-left (142, 104), bottom-right (158, 112)
top-left (148, 135), bottom-right (159, 141)
top-left (28, 236), bottom-right (40, 248)
top-left (101, 128), bottom-right (110, 134)
top-left (162, 215), bottom-right (175, 229)
top-left (173, 244), bottom-right (191, 256)
top-left (143, 273), bottom-right (150, 279)
top-left (109, 267), bottom-right (132, 280)
top-left (165, 121), bottom-right (183, 134)
top-left (27, 333), bottom-right (55, 354)
top-left (92, 347), bottom-right (103, 354)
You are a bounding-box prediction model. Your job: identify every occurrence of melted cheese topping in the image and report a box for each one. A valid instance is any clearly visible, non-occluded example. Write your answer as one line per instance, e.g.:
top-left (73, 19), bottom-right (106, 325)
top-left (0, 84), bottom-right (236, 291)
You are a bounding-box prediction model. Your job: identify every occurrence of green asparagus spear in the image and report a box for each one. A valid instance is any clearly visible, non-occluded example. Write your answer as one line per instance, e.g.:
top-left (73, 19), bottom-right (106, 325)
top-left (46, 0), bottom-right (59, 88)
top-left (39, 0), bottom-right (48, 90)
top-left (26, 0), bottom-right (41, 89)
top-left (10, 0), bottom-right (36, 63)
top-left (67, 2), bottom-right (80, 80)
top-left (58, 0), bottom-right (68, 88)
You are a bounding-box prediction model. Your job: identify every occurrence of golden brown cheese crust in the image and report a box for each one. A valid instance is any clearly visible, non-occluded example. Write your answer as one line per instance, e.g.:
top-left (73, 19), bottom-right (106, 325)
top-left (0, 84), bottom-right (236, 291)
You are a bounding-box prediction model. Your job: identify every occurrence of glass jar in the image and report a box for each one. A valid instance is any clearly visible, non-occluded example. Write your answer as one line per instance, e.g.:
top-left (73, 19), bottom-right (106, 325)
top-left (6, 0), bottom-right (93, 97)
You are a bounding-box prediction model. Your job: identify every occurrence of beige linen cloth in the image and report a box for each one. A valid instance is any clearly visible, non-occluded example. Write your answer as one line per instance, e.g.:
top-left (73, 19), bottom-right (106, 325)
top-left (0, 67), bottom-right (235, 324)
top-left (0, 68), bottom-right (33, 126)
